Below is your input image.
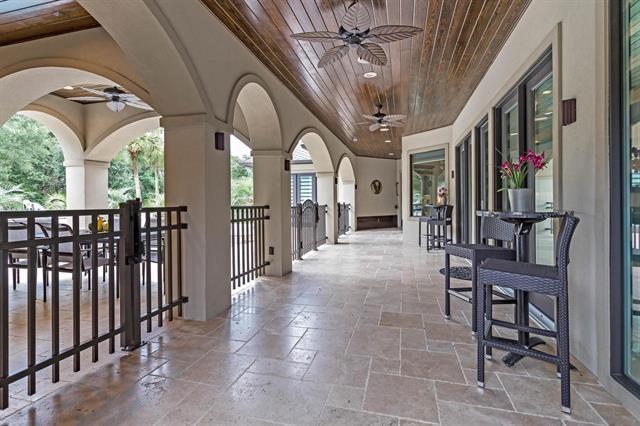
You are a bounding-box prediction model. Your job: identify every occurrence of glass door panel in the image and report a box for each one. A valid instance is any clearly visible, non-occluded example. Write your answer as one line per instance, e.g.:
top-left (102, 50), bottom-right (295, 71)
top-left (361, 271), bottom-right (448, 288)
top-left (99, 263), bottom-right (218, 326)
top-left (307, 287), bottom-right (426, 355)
top-left (476, 120), bottom-right (489, 242)
top-left (623, 0), bottom-right (640, 386)
top-left (455, 137), bottom-right (472, 243)
top-left (531, 75), bottom-right (554, 265)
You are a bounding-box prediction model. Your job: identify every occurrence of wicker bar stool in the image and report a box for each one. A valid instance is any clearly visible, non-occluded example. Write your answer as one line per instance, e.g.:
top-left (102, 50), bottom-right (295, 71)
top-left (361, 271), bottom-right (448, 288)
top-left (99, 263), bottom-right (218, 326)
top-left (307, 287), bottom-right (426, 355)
top-left (443, 216), bottom-right (517, 334)
top-left (476, 214), bottom-right (580, 414)
top-left (426, 205), bottom-right (453, 251)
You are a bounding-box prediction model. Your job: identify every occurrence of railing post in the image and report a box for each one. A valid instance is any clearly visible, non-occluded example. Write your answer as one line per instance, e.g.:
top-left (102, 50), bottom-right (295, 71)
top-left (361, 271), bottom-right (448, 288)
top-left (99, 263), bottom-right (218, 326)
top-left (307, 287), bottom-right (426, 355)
top-left (0, 218), bottom-right (8, 409)
top-left (296, 203), bottom-right (303, 260)
top-left (119, 199), bottom-right (143, 351)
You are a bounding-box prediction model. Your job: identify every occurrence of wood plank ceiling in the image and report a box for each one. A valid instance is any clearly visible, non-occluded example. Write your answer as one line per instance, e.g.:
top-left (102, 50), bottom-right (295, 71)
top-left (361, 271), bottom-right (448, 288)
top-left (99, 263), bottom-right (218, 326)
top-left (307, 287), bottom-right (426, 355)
top-left (203, 0), bottom-right (531, 158)
top-left (0, 0), bottom-right (98, 47)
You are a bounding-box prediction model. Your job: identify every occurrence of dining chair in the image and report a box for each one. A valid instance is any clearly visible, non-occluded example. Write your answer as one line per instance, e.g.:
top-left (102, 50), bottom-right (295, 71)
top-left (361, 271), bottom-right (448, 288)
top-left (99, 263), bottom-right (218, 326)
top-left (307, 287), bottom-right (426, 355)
top-left (476, 213), bottom-right (580, 414)
top-left (426, 205), bottom-right (453, 251)
top-left (443, 216), bottom-right (517, 334)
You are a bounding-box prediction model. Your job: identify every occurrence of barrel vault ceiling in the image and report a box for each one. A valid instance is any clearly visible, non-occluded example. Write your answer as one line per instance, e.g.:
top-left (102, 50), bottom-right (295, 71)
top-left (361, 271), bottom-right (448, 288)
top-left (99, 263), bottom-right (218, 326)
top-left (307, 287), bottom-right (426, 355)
top-left (0, 0), bottom-right (531, 159)
top-left (203, 0), bottom-right (531, 158)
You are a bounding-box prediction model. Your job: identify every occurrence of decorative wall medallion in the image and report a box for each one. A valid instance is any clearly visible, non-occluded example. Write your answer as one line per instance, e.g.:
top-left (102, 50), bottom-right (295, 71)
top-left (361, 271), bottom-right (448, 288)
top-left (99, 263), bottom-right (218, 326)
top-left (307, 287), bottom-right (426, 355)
top-left (370, 179), bottom-right (382, 194)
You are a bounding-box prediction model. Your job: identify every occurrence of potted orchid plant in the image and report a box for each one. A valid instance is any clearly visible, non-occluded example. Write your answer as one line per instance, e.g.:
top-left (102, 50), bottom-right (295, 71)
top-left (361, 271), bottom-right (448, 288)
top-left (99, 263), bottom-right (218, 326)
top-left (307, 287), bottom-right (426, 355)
top-left (499, 149), bottom-right (548, 212)
top-left (437, 186), bottom-right (448, 206)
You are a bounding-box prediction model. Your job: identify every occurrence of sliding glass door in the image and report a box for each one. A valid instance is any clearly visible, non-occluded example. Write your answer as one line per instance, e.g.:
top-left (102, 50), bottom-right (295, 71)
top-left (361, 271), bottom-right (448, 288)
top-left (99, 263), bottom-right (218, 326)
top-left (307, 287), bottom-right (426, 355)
top-left (475, 119), bottom-right (489, 242)
top-left (455, 136), bottom-right (472, 243)
top-left (611, 0), bottom-right (640, 397)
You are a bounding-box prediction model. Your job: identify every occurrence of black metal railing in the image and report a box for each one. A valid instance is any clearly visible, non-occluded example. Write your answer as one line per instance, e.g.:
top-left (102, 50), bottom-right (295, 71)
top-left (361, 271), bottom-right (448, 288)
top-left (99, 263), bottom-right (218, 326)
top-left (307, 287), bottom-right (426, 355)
top-left (291, 201), bottom-right (327, 260)
top-left (0, 200), bottom-right (187, 409)
top-left (230, 206), bottom-right (269, 290)
top-left (338, 203), bottom-right (350, 236)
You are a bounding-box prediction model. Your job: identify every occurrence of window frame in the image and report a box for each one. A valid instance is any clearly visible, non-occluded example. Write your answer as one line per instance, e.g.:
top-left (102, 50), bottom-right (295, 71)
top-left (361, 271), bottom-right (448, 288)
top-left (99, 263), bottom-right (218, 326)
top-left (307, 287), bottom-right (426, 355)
top-left (408, 144), bottom-right (449, 218)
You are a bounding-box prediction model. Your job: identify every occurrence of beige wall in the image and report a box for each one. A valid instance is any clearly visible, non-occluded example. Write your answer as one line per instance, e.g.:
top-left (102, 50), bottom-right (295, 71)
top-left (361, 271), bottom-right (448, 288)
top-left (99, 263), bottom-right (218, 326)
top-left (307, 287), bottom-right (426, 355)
top-left (355, 157), bottom-right (399, 222)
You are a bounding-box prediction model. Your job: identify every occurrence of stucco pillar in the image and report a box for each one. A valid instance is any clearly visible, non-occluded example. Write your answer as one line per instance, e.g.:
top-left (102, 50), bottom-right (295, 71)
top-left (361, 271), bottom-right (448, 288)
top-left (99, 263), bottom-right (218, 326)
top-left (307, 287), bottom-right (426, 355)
top-left (63, 159), bottom-right (109, 209)
top-left (252, 150), bottom-right (292, 276)
top-left (316, 172), bottom-right (338, 243)
top-left (162, 114), bottom-right (230, 321)
top-left (339, 179), bottom-right (356, 232)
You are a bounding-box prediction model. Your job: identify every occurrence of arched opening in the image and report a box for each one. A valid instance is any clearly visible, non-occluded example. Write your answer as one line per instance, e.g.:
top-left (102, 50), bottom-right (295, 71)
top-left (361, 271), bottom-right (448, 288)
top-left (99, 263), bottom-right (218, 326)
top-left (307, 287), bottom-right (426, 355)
top-left (289, 130), bottom-right (337, 247)
top-left (337, 155), bottom-right (357, 234)
top-left (230, 134), bottom-right (253, 206)
top-left (0, 113), bottom-right (67, 210)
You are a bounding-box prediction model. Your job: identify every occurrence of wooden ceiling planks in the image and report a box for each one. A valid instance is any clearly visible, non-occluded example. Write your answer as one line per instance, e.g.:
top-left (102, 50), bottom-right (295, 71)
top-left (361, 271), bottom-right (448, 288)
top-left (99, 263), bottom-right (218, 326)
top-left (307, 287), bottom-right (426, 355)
top-left (0, 0), bottom-right (99, 47)
top-left (212, 0), bottom-right (532, 157)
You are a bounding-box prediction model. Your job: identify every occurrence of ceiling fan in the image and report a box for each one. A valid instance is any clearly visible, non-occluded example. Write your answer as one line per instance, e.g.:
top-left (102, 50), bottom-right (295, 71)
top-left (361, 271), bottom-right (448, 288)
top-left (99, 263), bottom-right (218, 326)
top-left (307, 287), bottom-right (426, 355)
top-left (290, 0), bottom-right (422, 68)
top-left (358, 104), bottom-right (406, 132)
top-left (68, 86), bottom-right (152, 112)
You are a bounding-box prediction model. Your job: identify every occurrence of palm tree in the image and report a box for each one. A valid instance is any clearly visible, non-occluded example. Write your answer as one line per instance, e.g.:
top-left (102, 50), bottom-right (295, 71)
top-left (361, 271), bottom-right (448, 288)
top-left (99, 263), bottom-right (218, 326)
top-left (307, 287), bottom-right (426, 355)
top-left (126, 137), bottom-right (146, 200)
top-left (142, 134), bottom-right (164, 205)
top-left (108, 187), bottom-right (133, 208)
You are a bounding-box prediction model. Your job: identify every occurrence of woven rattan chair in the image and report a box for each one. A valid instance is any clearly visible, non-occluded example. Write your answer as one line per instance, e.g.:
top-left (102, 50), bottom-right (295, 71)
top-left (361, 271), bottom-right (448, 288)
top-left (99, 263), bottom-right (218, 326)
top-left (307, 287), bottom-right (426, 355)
top-left (476, 214), bottom-right (580, 414)
top-left (444, 216), bottom-right (516, 333)
top-left (426, 205), bottom-right (453, 251)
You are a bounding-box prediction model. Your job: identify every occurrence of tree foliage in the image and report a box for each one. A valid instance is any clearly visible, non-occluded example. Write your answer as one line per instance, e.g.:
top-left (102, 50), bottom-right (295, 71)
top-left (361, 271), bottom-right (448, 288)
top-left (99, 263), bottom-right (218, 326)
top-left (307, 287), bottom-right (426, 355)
top-left (231, 155), bottom-right (253, 206)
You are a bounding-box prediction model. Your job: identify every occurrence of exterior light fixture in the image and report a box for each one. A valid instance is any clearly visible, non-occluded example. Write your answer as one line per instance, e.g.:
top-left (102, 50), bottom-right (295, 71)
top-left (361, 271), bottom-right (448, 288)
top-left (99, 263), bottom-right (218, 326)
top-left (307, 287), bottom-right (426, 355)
top-left (63, 86), bottom-right (74, 90)
top-left (384, 139), bottom-right (391, 143)
top-left (364, 72), bottom-right (377, 79)
top-left (106, 99), bottom-right (126, 112)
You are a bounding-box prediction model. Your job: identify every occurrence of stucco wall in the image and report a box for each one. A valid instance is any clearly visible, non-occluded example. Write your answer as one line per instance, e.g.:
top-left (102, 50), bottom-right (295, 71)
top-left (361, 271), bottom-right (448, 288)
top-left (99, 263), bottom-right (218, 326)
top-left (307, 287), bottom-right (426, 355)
top-left (355, 157), bottom-right (399, 220)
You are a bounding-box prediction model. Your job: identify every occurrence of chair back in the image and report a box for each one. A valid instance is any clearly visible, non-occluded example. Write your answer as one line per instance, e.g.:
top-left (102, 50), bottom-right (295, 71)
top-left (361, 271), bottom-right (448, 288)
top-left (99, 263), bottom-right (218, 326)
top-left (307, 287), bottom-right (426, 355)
top-left (8, 221), bottom-right (27, 243)
top-left (426, 206), bottom-right (439, 219)
top-left (480, 216), bottom-right (515, 245)
top-left (436, 205), bottom-right (453, 220)
top-left (39, 222), bottom-right (74, 238)
top-left (555, 214), bottom-right (580, 274)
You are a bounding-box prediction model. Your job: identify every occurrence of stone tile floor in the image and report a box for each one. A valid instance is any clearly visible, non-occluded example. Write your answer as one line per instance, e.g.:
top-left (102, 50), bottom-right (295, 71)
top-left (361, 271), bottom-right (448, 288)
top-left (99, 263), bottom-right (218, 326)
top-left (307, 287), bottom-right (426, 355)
top-left (1, 229), bottom-right (639, 425)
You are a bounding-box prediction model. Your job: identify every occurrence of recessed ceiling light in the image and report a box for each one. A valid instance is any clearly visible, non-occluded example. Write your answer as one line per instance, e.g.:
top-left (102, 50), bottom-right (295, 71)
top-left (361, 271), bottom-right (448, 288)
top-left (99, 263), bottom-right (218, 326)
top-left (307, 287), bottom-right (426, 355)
top-left (352, 137), bottom-right (358, 143)
top-left (52, 11), bottom-right (63, 17)
top-left (380, 127), bottom-right (390, 132)
top-left (388, 153), bottom-right (394, 156)
top-left (63, 86), bottom-right (74, 90)
top-left (364, 72), bottom-right (377, 79)
top-left (542, 90), bottom-right (551, 95)
top-left (384, 139), bottom-right (391, 143)
top-left (545, 111), bottom-right (552, 115)
top-left (534, 116), bottom-right (548, 121)
top-left (357, 57), bottom-right (369, 64)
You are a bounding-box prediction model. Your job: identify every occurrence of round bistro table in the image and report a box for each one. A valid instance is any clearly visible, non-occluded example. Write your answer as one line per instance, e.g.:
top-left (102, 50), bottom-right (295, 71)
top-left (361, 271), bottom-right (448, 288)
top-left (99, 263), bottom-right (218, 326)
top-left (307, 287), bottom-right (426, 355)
top-left (476, 210), bottom-right (566, 367)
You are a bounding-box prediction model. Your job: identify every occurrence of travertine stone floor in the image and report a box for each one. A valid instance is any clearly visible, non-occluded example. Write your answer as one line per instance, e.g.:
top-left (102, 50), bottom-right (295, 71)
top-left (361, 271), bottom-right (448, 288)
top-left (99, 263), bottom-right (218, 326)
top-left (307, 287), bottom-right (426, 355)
top-left (2, 229), bottom-right (639, 425)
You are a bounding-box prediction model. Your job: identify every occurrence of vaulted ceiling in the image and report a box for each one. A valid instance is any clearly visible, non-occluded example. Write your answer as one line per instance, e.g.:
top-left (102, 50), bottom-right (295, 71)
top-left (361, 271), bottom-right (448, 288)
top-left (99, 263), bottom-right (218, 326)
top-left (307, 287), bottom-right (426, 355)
top-left (0, 0), bottom-right (98, 47)
top-left (203, 0), bottom-right (530, 158)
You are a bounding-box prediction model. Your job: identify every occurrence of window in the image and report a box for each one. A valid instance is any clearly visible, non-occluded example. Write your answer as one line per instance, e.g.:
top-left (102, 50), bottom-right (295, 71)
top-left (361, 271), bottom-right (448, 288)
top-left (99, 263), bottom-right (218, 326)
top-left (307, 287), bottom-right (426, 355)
top-left (410, 148), bottom-right (446, 217)
top-left (291, 173), bottom-right (316, 205)
top-left (455, 136), bottom-right (472, 243)
top-left (611, 0), bottom-right (640, 398)
top-left (475, 118), bottom-right (489, 241)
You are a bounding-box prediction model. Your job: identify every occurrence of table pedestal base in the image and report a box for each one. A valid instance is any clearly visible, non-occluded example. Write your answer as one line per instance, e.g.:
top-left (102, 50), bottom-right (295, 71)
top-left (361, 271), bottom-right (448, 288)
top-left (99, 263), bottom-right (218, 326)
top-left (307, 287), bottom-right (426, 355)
top-left (502, 337), bottom-right (546, 366)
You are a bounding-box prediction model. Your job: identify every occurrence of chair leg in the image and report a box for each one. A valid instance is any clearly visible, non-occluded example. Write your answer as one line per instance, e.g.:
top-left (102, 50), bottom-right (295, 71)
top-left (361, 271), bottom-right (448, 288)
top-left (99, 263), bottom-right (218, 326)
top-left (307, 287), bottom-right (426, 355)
top-left (476, 280), bottom-right (486, 388)
top-left (471, 259), bottom-right (478, 334)
top-left (558, 291), bottom-right (571, 413)
top-left (88, 271), bottom-right (91, 291)
top-left (444, 254), bottom-right (451, 319)
top-left (426, 224), bottom-right (431, 252)
top-left (12, 266), bottom-right (16, 290)
top-left (485, 284), bottom-right (493, 359)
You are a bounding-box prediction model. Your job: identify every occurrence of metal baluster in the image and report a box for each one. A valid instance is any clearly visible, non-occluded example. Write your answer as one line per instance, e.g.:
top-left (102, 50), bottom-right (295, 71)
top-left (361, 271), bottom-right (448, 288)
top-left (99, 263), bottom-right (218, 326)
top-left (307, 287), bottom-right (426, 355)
top-left (72, 215), bottom-right (81, 372)
top-left (91, 215), bottom-right (99, 362)
top-left (146, 211), bottom-right (152, 332)
top-left (108, 213), bottom-right (115, 354)
top-left (167, 211), bottom-right (173, 321)
top-left (156, 212), bottom-right (163, 327)
top-left (177, 209), bottom-right (183, 317)
top-left (51, 216), bottom-right (60, 381)
top-left (0, 218), bottom-right (9, 408)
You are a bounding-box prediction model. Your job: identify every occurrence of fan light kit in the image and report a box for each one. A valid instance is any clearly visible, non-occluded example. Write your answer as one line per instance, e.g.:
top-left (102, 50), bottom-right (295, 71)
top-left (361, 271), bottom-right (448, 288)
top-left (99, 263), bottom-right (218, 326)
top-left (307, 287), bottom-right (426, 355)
top-left (357, 57), bottom-right (369, 64)
top-left (63, 86), bottom-right (74, 90)
top-left (106, 100), bottom-right (126, 112)
top-left (291, 0), bottom-right (422, 68)
top-left (388, 153), bottom-right (394, 156)
top-left (364, 72), bottom-right (377, 79)
top-left (353, 137), bottom-right (358, 143)
top-left (385, 139), bottom-right (391, 143)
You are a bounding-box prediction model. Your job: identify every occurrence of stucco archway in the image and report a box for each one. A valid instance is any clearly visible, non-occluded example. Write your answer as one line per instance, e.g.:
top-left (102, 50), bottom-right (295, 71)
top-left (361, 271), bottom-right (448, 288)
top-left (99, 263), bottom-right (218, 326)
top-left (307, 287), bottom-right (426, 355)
top-left (17, 110), bottom-right (84, 161)
top-left (337, 155), bottom-right (357, 232)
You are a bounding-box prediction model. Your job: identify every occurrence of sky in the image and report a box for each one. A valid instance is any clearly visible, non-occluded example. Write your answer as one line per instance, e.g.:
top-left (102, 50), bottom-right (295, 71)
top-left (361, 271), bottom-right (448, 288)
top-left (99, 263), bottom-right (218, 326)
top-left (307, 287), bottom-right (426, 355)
top-left (230, 134), bottom-right (251, 158)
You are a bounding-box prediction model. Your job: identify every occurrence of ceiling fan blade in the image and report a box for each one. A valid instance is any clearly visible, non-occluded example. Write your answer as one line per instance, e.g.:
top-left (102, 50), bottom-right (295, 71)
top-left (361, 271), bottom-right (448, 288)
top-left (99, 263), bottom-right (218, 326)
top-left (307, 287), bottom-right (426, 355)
top-left (66, 96), bottom-right (106, 102)
top-left (355, 121), bottom-right (373, 125)
top-left (123, 99), bottom-right (153, 110)
top-left (366, 25), bottom-right (423, 43)
top-left (291, 31), bottom-right (342, 42)
top-left (388, 121), bottom-right (405, 127)
top-left (318, 45), bottom-right (349, 68)
top-left (80, 87), bottom-right (109, 98)
top-left (369, 123), bottom-right (381, 132)
top-left (383, 114), bottom-right (407, 122)
top-left (341, 2), bottom-right (371, 33)
top-left (362, 114), bottom-right (377, 121)
top-left (357, 43), bottom-right (387, 66)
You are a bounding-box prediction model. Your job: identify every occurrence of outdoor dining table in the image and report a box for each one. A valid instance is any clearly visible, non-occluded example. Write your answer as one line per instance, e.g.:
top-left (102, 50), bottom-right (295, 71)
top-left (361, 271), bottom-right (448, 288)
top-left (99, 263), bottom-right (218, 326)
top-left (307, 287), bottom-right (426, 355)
top-left (476, 210), bottom-right (566, 367)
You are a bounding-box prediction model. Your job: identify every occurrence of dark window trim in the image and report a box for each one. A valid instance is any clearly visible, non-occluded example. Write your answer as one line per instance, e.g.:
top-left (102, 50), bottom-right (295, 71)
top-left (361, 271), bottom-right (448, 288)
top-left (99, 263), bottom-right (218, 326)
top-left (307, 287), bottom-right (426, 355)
top-left (475, 117), bottom-right (489, 242)
top-left (408, 147), bottom-right (447, 217)
top-left (610, 0), bottom-right (640, 399)
top-left (455, 134), bottom-right (472, 243)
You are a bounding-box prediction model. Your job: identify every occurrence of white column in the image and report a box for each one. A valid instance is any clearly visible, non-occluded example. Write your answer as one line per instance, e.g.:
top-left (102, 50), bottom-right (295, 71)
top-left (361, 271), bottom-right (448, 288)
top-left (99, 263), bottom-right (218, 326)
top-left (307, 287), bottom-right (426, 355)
top-left (64, 159), bottom-right (109, 209)
top-left (339, 180), bottom-right (356, 231)
top-left (316, 172), bottom-right (337, 243)
top-left (162, 114), bottom-right (230, 321)
top-left (252, 150), bottom-right (291, 276)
